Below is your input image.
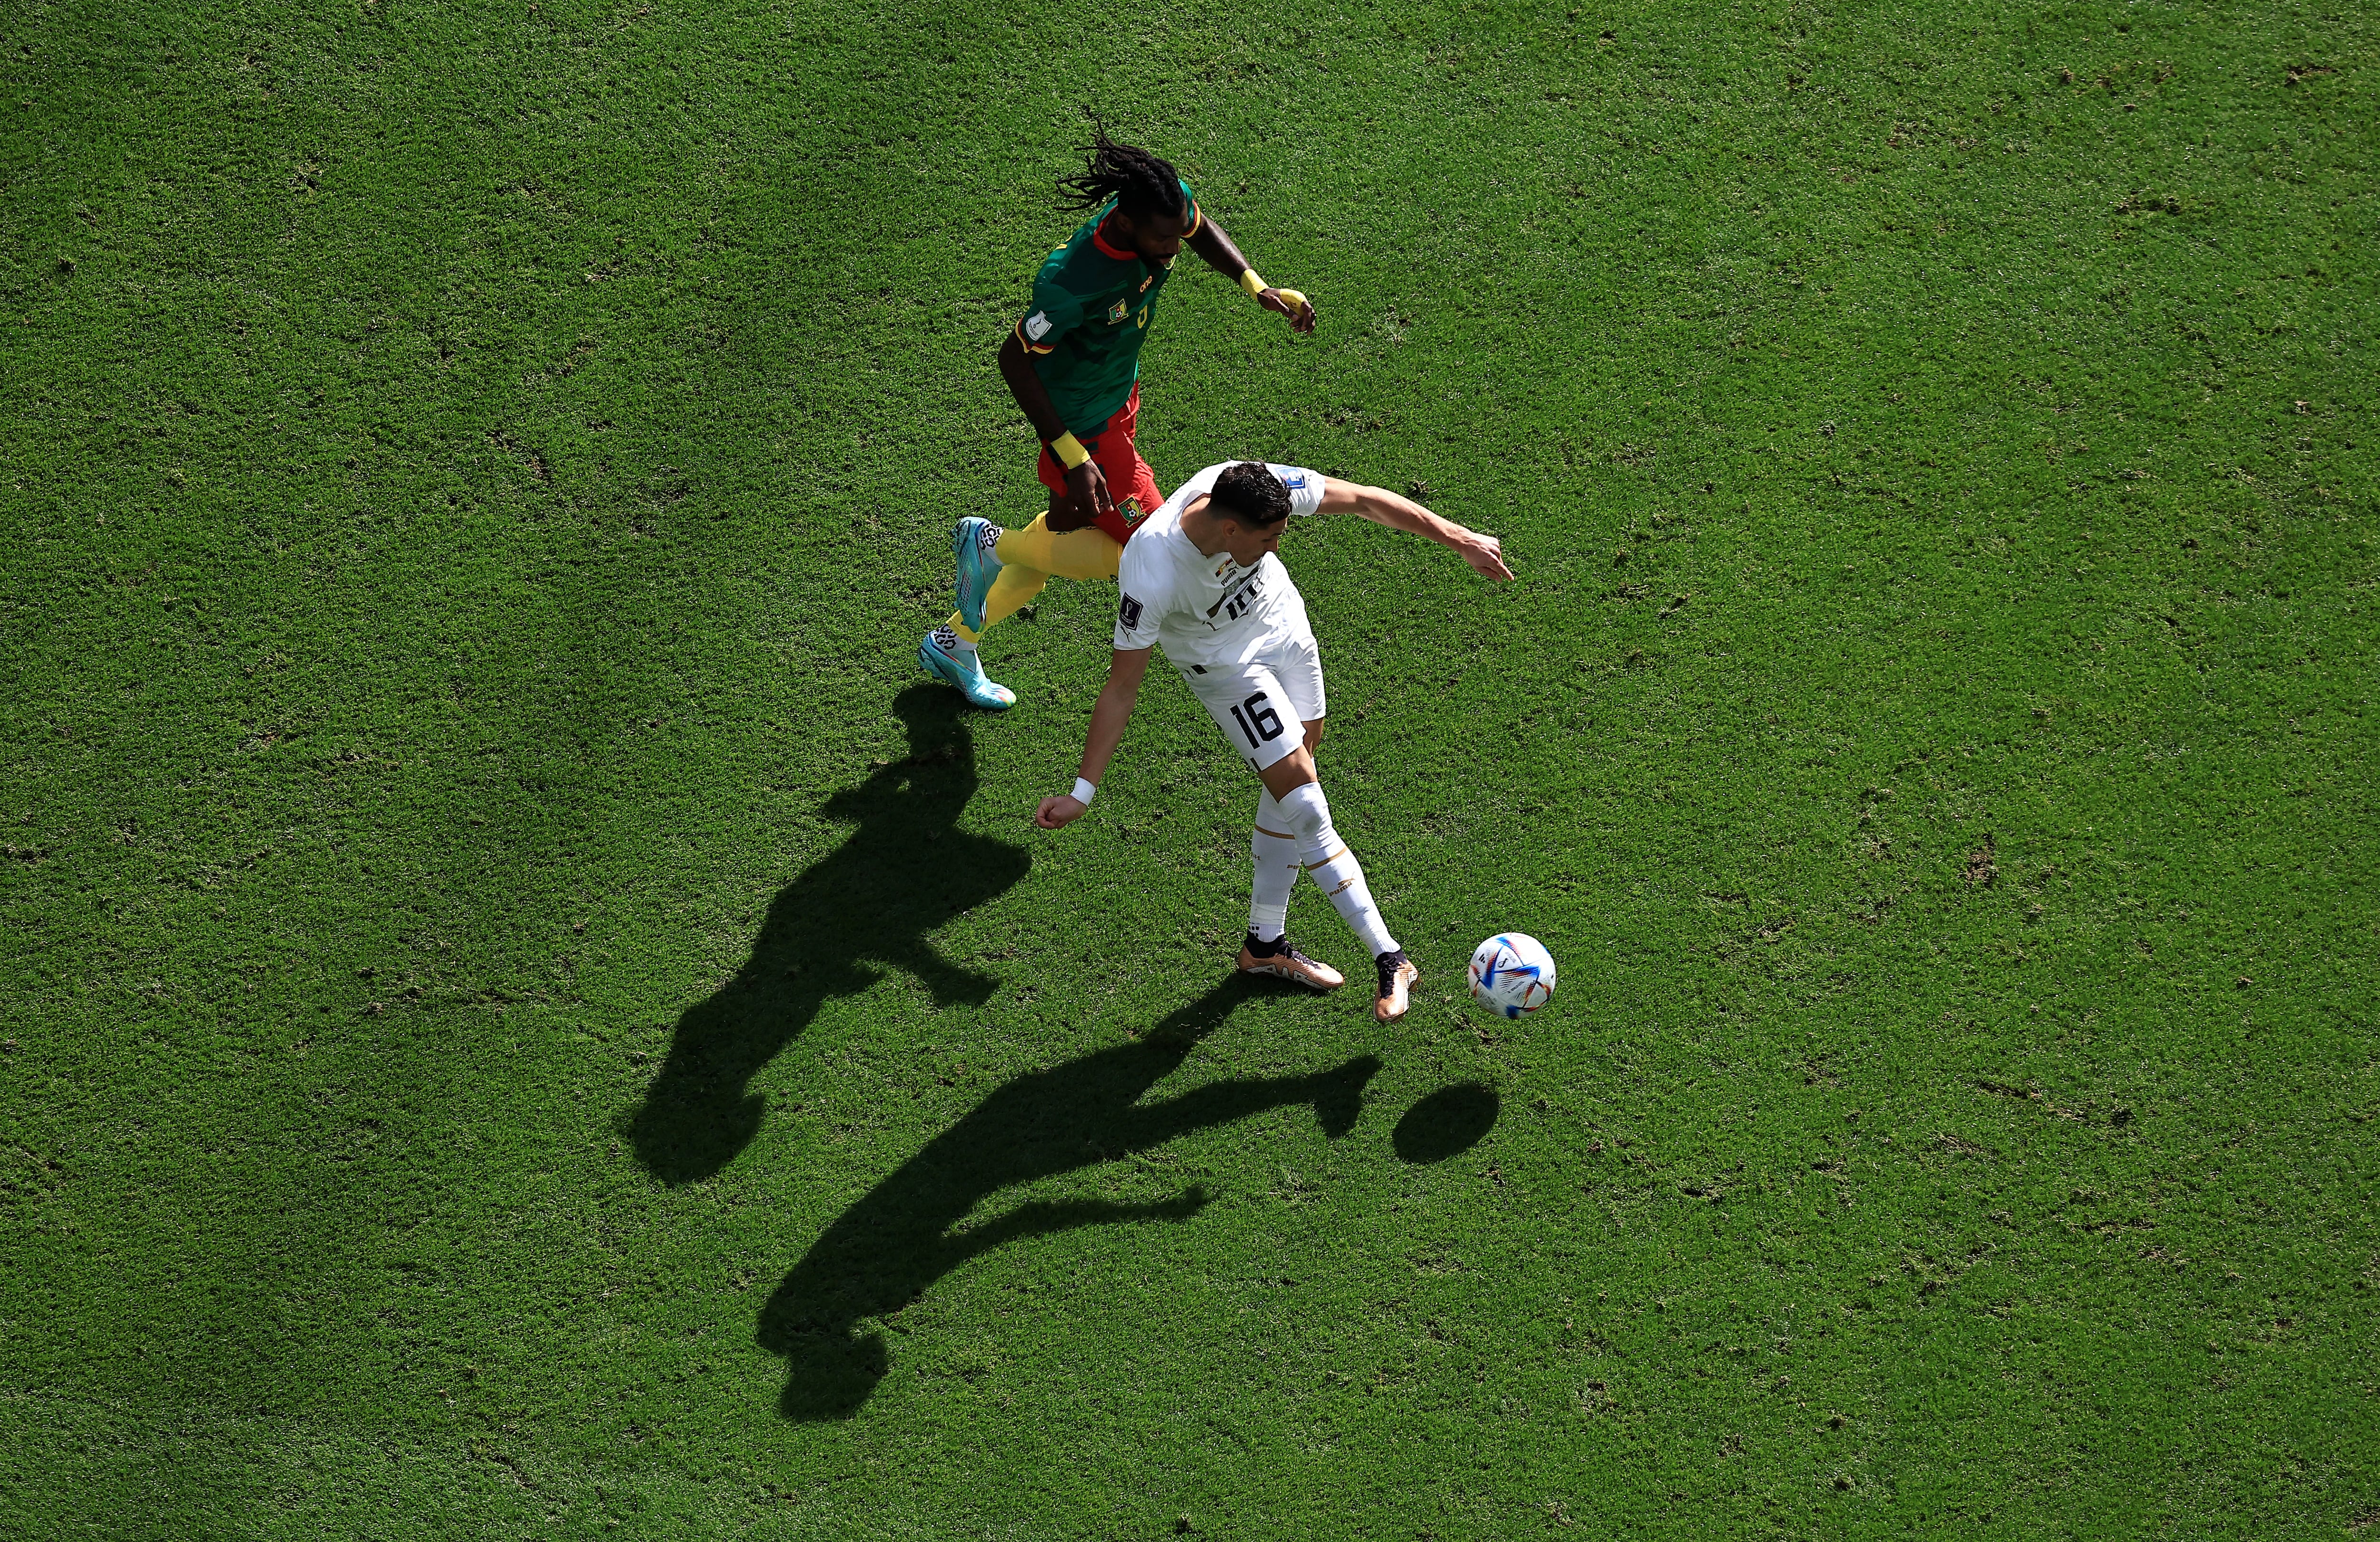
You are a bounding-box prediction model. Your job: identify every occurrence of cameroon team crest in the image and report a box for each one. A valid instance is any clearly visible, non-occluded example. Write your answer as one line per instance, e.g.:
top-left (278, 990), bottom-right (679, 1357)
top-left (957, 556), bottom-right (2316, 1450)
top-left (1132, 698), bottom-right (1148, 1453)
top-left (1118, 496), bottom-right (1146, 527)
top-left (1106, 298), bottom-right (1129, 323)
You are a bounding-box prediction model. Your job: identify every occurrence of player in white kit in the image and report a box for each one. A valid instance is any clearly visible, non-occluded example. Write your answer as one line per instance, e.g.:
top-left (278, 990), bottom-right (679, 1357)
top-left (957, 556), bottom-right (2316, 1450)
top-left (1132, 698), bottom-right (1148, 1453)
top-left (1032, 461), bottom-right (1512, 1021)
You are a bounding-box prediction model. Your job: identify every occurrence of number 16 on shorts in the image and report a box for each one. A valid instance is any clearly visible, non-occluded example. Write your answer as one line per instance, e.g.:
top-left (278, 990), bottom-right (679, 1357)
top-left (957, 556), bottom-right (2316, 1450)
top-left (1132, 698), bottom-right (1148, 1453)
top-left (1186, 648), bottom-right (1325, 773)
top-left (1230, 692), bottom-right (1284, 752)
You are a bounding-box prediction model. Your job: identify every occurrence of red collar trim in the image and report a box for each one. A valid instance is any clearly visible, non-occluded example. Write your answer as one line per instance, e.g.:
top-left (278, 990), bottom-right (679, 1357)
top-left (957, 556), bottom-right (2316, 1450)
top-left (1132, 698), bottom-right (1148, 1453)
top-left (1091, 216), bottom-right (1137, 262)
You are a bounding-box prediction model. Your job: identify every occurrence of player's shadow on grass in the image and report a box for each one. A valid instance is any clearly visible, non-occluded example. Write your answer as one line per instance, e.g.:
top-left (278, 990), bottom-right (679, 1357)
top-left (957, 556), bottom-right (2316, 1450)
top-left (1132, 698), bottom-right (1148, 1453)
top-left (759, 974), bottom-right (1380, 1422)
top-left (628, 685), bottom-right (1030, 1186)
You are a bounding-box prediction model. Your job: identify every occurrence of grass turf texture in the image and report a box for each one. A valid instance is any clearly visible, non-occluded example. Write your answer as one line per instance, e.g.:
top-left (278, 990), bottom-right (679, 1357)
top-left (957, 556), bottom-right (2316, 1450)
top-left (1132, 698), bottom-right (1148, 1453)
top-left (2, 0), bottom-right (2375, 1533)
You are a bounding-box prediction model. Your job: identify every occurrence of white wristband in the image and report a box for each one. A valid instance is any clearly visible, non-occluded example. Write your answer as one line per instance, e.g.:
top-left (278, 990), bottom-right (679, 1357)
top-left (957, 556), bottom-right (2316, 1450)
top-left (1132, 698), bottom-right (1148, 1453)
top-left (1071, 777), bottom-right (1098, 806)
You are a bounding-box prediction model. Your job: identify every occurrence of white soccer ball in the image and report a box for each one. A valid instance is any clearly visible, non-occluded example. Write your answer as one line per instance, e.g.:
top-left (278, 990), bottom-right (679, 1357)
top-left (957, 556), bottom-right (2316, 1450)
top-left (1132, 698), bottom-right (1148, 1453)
top-left (1467, 933), bottom-right (1556, 1018)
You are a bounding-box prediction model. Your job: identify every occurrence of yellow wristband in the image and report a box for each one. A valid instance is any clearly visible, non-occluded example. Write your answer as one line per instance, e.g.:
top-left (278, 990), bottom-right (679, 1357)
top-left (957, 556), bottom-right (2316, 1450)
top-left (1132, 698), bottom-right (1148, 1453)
top-left (1239, 268), bottom-right (1268, 299)
top-left (1051, 430), bottom-right (1091, 470)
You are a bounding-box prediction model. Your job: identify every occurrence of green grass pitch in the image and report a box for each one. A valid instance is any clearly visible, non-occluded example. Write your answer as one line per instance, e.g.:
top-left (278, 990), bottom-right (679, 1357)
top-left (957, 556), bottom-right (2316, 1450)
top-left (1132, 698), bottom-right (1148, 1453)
top-left (3, 0), bottom-right (2375, 1534)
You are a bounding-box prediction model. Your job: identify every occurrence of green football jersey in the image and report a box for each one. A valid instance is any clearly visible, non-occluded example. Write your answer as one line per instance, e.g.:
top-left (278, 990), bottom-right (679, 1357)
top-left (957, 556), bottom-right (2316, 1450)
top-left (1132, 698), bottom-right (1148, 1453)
top-left (1013, 178), bottom-right (1200, 437)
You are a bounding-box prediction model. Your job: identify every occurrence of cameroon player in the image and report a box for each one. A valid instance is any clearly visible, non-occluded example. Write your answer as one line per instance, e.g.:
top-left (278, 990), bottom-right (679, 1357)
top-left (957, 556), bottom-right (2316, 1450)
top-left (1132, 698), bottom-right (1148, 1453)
top-left (917, 122), bottom-right (1318, 709)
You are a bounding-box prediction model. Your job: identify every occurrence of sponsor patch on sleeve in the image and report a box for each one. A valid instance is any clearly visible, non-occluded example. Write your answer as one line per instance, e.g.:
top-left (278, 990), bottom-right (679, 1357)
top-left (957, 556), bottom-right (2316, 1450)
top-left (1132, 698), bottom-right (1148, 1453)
top-left (1023, 311), bottom-right (1053, 341)
top-left (1119, 593), bottom-right (1144, 630)
top-left (1276, 466), bottom-right (1326, 516)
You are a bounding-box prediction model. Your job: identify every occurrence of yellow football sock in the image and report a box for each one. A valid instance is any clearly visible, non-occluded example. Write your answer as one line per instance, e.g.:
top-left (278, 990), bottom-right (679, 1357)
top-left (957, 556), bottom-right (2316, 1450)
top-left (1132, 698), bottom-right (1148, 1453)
top-left (950, 515), bottom-right (1125, 643)
top-left (995, 514), bottom-right (1122, 582)
top-left (947, 563), bottom-right (1054, 642)
top-left (980, 563), bottom-right (1050, 632)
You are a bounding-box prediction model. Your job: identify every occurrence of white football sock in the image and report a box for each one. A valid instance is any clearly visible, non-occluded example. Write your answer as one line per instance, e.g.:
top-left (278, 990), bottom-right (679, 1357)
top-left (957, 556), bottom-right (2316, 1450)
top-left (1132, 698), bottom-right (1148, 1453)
top-left (931, 623), bottom-right (978, 661)
top-left (1249, 789), bottom-right (1298, 943)
top-left (1275, 782), bottom-right (1398, 959)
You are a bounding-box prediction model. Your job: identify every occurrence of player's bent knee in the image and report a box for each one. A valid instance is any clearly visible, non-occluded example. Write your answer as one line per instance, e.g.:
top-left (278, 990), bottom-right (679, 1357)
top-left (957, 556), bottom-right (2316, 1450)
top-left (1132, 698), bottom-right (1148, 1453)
top-left (1274, 780), bottom-right (1331, 843)
top-left (1259, 747), bottom-right (1320, 803)
top-left (998, 518), bottom-right (1056, 574)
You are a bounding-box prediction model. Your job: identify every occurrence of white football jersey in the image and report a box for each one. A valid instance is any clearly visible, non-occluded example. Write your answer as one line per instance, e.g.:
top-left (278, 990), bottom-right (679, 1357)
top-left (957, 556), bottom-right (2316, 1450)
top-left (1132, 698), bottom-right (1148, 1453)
top-left (1113, 461), bottom-right (1328, 671)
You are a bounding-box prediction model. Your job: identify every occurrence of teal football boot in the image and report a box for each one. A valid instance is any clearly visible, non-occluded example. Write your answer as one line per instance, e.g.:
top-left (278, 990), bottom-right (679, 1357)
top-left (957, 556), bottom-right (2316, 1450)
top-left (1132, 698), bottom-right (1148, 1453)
top-left (917, 626), bottom-right (1016, 711)
top-left (952, 517), bottom-right (1003, 633)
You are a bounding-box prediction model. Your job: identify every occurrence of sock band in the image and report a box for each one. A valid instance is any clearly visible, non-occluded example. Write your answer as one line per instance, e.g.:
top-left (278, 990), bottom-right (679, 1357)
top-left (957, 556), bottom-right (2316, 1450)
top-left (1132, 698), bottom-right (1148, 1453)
top-left (1273, 782), bottom-right (1397, 957)
top-left (1308, 846), bottom-right (1398, 957)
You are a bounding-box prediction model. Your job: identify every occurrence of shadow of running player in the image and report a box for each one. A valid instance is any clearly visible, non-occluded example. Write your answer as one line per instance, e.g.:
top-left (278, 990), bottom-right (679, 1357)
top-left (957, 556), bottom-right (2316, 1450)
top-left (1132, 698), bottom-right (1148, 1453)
top-left (758, 974), bottom-right (1381, 1421)
top-left (628, 685), bottom-right (1031, 1186)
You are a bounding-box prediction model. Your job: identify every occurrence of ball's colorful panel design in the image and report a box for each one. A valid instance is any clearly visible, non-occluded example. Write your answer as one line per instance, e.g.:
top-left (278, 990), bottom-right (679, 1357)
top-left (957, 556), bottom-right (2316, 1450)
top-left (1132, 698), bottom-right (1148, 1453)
top-left (1466, 932), bottom-right (1557, 1017)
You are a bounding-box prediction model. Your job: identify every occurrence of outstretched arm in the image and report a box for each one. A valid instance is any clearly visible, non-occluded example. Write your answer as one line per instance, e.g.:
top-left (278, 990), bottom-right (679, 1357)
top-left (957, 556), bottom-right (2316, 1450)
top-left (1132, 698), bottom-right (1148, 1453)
top-left (1035, 647), bottom-right (1152, 829)
top-left (1188, 210), bottom-right (1317, 335)
top-left (1317, 479), bottom-right (1515, 580)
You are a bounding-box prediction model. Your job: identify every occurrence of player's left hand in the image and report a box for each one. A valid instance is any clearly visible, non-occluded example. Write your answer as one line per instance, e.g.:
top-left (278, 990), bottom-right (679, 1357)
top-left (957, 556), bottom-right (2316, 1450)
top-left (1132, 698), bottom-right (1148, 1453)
top-left (1458, 531), bottom-right (1514, 582)
top-left (1260, 287), bottom-right (1317, 335)
top-left (1033, 793), bottom-right (1087, 830)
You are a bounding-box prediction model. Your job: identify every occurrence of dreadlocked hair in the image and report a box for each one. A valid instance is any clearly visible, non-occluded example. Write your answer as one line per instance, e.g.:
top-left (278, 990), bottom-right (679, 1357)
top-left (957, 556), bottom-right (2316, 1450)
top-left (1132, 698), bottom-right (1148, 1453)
top-left (1211, 463), bottom-right (1291, 528)
top-left (1055, 113), bottom-right (1188, 222)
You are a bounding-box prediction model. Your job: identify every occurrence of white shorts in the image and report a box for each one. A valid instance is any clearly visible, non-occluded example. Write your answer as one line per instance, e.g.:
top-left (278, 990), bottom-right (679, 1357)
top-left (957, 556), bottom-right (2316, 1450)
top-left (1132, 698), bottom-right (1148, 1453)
top-left (1180, 635), bottom-right (1326, 773)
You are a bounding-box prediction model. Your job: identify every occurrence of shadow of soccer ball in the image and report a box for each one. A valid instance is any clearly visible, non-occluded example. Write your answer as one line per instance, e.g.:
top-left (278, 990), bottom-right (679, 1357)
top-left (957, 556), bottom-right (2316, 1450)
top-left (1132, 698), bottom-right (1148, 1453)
top-left (1391, 1083), bottom-right (1501, 1164)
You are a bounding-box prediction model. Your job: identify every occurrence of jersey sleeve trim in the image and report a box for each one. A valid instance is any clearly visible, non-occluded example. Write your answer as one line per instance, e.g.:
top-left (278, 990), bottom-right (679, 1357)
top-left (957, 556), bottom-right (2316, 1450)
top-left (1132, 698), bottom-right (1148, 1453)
top-left (1014, 316), bottom-right (1058, 355)
top-left (1020, 269), bottom-right (1089, 356)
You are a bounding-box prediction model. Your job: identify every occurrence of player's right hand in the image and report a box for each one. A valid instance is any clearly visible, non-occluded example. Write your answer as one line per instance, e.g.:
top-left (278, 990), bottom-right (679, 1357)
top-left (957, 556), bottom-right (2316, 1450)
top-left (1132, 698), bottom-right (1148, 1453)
top-left (1260, 287), bottom-right (1317, 335)
top-left (1458, 530), bottom-right (1515, 582)
top-left (1033, 793), bottom-right (1087, 830)
top-left (1047, 460), bottom-right (1113, 532)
